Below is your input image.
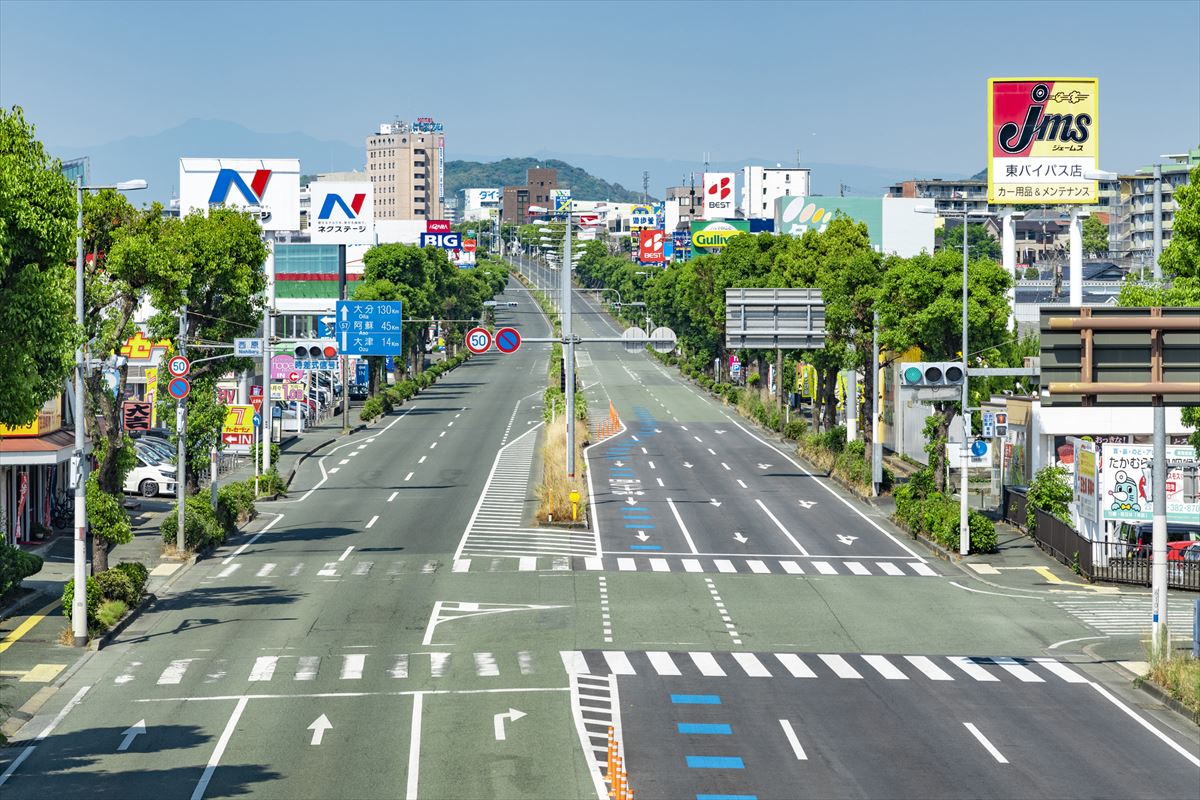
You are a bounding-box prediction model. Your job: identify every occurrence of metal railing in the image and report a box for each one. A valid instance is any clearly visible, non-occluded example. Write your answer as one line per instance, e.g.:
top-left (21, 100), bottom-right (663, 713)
top-left (1092, 540), bottom-right (1200, 592)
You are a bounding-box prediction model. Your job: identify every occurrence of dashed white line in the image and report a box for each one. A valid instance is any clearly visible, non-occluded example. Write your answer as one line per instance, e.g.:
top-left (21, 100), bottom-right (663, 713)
top-left (405, 472), bottom-right (414, 481)
top-left (721, 462), bottom-right (731, 471)
top-left (656, 478), bottom-right (664, 487)
top-left (648, 461), bottom-right (656, 469)
top-left (366, 515), bottom-right (379, 529)
top-left (388, 491), bottom-right (399, 502)
top-left (737, 480), bottom-right (748, 489)
top-left (338, 546), bottom-right (355, 562)
top-left (429, 442), bottom-right (437, 450)
top-left (963, 722), bottom-right (1009, 764)
top-left (419, 456), bottom-right (427, 464)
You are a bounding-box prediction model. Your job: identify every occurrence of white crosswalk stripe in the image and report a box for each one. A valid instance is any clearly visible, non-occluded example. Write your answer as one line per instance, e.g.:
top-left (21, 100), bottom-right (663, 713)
top-left (1053, 596), bottom-right (1194, 636)
top-left (563, 650), bottom-right (1091, 685)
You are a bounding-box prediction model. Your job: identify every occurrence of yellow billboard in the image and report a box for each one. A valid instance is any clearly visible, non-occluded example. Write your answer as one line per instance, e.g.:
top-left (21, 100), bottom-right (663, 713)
top-left (221, 404), bottom-right (255, 447)
top-left (988, 77), bottom-right (1098, 204)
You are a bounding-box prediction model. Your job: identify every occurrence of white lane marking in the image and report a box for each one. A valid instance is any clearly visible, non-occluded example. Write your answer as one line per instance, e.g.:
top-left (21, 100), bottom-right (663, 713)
top-left (732, 652), bottom-right (772, 677)
top-left (721, 415), bottom-right (929, 562)
top-left (656, 478), bottom-right (664, 487)
top-left (474, 652), bottom-right (500, 677)
top-left (1032, 658), bottom-right (1088, 683)
top-left (560, 651), bottom-right (589, 675)
top-left (693, 435), bottom-right (702, 442)
top-left (405, 472), bottom-right (414, 481)
top-left (352, 561), bottom-right (372, 576)
top-left (640, 447), bottom-right (647, 454)
top-left (341, 654), bottom-right (366, 679)
top-left (909, 562), bottom-right (938, 576)
top-left (862, 655), bottom-right (908, 680)
top-left (878, 562), bottom-right (904, 576)
top-left (339, 459), bottom-right (350, 465)
top-left (688, 652), bottom-right (726, 677)
top-left (1088, 681), bottom-right (1200, 767)
top-left (221, 513), bottom-right (285, 565)
top-left (989, 656), bottom-right (1043, 683)
top-left (775, 653), bottom-right (817, 678)
top-left (779, 719), bottom-right (808, 760)
top-left (647, 652), bottom-right (681, 676)
top-left (191, 696), bottom-right (249, 800)
top-left (949, 657), bottom-right (999, 682)
top-left (754, 499), bottom-right (811, 556)
top-left (963, 722), bottom-right (1009, 764)
top-left (338, 546), bottom-right (355, 562)
top-left (429, 442), bottom-right (437, 450)
top-left (904, 655), bottom-right (954, 681)
top-left (216, 563), bottom-right (241, 578)
top-left (617, 558), bottom-right (636, 571)
top-left (737, 479), bottom-right (748, 489)
top-left (721, 462), bottom-right (731, 471)
top-left (780, 561), bottom-right (803, 575)
top-left (452, 559), bottom-right (471, 573)
top-left (818, 654), bottom-right (862, 679)
top-left (328, 468), bottom-right (339, 474)
top-left (714, 559), bottom-right (736, 573)
top-left (366, 515), bottom-right (379, 529)
top-left (648, 461), bottom-right (655, 469)
top-left (439, 431), bottom-right (446, 438)
top-left (348, 451), bottom-right (360, 457)
top-left (949, 581), bottom-right (1041, 599)
top-left (746, 560), bottom-right (770, 574)
top-left (812, 561), bottom-right (837, 575)
top-left (682, 559), bottom-right (703, 573)
top-left (707, 448), bottom-right (716, 455)
top-left (249, 656), bottom-right (279, 682)
top-left (846, 562), bottom-right (871, 576)
top-left (666, 498), bottom-right (700, 555)
top-left (295, 657), bottom-right (320, 681)
top-left (650, 559), bottom-right (670, 572)
top-left (357, 444), bottom-right (368, 450)
top-left (256, 563), bottom-right (276, 577)
top-left (405, 693), bottom-right (424, 800)
top-left (603, 651), bottom-right (637, 675)
top-left (318, 563), bottom-right (338, 576)
top-left (389, 655), bottom-right (409, 679)
top-left (1046, 637), bottom-right (1106, 651)
top-left (518, 556), bottom-right (537, 571)
top-left (419, 456), bottom-right (427, 464)
top-left (158, 659), bottom-right (193, 685)
top-left (0, 685), bottom-right (91, 787)
top-left (584, 557), bottom-right (603, 571)
top-left (680, 426), bottom-right (688, 431)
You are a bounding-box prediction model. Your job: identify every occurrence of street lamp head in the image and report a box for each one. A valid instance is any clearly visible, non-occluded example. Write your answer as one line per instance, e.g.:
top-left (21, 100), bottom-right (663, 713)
top-left (115, 179), bottom-right (148, 191)
top-left (528, 205), bottom-right (548, 213)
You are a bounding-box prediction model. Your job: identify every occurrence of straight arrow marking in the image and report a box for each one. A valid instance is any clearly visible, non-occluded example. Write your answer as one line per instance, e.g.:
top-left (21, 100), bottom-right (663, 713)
top-left (309, 714), bottom-right (332, 745)
top-left (118, 720), bottom-right (146, 751)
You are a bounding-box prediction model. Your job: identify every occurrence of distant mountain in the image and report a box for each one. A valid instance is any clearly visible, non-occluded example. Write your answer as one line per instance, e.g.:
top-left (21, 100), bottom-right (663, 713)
top-left (445, 157), bottom-right (645, 203)
top-left (48, 119), bottom-right (364, 206)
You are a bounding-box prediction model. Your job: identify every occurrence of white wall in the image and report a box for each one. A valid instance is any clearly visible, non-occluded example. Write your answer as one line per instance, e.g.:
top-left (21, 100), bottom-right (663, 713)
top-left (374, 220), bottom-right (426, 245)
top-left (881, 198), bottom-right (935, 257)
top-left (742, 167), bottom-right (811, 219)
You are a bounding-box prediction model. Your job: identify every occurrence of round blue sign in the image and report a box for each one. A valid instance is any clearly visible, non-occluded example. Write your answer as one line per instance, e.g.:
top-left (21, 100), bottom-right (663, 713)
top-left (970, 439), bottom-right (989, 457)
top-left (494, 326), bottom-right (521, 354)
top-left (167, 377), bottom-right (190, 400)
top-left (252, 413), bottom-right (262, 428)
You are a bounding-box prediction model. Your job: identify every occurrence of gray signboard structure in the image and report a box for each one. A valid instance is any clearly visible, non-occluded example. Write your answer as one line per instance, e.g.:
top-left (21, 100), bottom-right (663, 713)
top-left (724, 288), bottom-right (826, 350)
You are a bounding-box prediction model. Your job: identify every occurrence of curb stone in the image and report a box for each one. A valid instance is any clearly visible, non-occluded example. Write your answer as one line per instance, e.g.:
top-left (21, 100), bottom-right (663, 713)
top-left (1134, 675), bottom-right (1200, 726)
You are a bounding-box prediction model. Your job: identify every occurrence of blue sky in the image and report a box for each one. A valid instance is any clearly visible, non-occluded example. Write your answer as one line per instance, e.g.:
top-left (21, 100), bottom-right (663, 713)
top-left (2, 0), bottom-right (1197, 174)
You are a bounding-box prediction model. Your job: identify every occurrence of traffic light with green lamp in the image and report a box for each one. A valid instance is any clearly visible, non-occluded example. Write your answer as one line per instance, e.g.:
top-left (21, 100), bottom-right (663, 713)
top-left (900, 362), bottom-right (966, 401)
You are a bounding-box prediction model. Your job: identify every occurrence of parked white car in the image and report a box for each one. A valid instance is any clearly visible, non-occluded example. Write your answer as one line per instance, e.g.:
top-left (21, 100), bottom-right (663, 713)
top-left (124, 456), bottom-right (177, 497)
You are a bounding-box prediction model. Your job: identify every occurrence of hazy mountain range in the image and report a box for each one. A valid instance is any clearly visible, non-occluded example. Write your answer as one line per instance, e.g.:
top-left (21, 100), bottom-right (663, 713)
top-left (47, 119), bottom-right (967, 207)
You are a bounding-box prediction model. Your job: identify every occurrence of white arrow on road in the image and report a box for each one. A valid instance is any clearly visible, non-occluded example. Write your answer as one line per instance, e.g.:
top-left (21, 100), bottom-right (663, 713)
top-left (625, 497), bottom-right (638, 506)
top-left (797, 500), bottom-right (817, 509)
top-left (837, 534), bottom-right (858, 546)
top-left (709, 499), bottom-right (722, 507)
top-left (733, 532), bottom-right (748, 543)
top-left (614, 461), bottom-right (625, 467)
top-left (635, 531), bottom-right (650, 541)
top-left (683, 462), bottom-right (693, 469)
top-left (715, 430), bottom-right (726, 435)
top-left (757, 463), bottom-right (772, 470)
top-left (654, 428), bottom-right (662, 433)
top-left (118, 720), bottom-right (146, 751)
top-left (494, 708), bottom-right (526, 741)
top-left (308, 714), bottom-right (332, 745)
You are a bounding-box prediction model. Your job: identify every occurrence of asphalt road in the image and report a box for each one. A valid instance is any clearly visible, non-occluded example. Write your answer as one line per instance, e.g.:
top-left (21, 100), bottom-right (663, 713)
top-left (1, 275), bottom-right (1196, 799)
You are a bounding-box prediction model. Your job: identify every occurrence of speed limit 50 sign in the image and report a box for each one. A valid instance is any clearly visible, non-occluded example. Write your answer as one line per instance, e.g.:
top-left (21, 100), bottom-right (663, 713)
top-left (465, 327), bottom-right (492, 355)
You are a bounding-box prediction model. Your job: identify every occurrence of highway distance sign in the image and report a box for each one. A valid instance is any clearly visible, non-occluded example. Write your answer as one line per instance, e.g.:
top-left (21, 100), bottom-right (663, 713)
top-left (494, 327), bottom-right (521, 354)
top-left (166, 355), bottom-right (190, 378)
top-left (465, 327), bottom-right (493, 355)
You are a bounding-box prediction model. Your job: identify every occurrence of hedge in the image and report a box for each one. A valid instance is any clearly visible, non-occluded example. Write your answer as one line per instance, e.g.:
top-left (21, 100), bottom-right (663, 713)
top-left (216, 480), bottom-right (257, 533)
top-left (61, 575), bottom-right (103, 625)
top-left (61, 560), bottom-right (149, 635)
top-left (160, 495), bottom-right (225, 551)
top-left (0, 543), bottom-right (44, 597)
top-left (894, 471), bottom-right (997, 553)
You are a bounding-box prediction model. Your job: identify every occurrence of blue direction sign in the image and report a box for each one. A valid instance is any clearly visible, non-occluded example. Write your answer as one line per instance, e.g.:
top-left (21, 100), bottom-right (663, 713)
top-left (335, 300), bottom-right (403, 357)
top-left (252, 412), bottom-right (262, 428)
top-left (355, 361), bottom-right (369, 385)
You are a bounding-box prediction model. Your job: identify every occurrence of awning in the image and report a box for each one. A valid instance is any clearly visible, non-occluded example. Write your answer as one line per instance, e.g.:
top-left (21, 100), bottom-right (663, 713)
top-left (0, 429), bottom-right (80, 466)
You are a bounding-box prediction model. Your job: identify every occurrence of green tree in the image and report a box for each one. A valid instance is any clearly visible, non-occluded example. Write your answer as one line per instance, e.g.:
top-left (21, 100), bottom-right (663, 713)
top-left (1160, 163), bottom-right (1199, 279)
top-left (0, 106), bottom-right (77, 428)
top-left (941, 223), bottom-right (1001, 261)
top-left (1082, 214), bottom-right (1109, 255)
top-left (877, 248), bottom-right (1013, 491)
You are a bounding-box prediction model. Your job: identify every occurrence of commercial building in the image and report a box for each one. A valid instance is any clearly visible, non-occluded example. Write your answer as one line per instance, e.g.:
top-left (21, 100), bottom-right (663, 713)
top-left (741, 166), bottom-right (811, 219)
top-left (886, 177), bottom-right (990, 215)
top-left (366, 118), bottom-right (445, 222)
top-left (502, 167), bottom-right (557, 224)
top-left (462, 188), bottom-right (502, 222)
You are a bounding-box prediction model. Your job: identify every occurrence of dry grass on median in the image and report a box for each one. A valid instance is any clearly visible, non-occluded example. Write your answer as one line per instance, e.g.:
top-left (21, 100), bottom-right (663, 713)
top-left (1148, 654), bottom-right (1200, 715)
top-left (536, 413), bottom-right (589, 525)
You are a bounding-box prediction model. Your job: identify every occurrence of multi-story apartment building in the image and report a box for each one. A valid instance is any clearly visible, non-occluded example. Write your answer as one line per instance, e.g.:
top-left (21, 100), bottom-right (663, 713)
top-left (741, 166), bottom-right (810, 219)
top-left (365, 118), bottom-right (445, 221)
top-left (501, 167), bottom-right (557, 224)
top-left (1118, 149), bottom-right (1198, 265)
top-left (886, 177), bottom-right (990, 215)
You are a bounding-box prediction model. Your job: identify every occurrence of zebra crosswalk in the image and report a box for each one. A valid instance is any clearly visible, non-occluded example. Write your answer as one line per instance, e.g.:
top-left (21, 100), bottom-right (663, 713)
top-left (444, 554), bottom-right (939, 576)
top-left (113, 649), bottom-right (549, 689)
top-left (1053, 596), bottom-right (1195, 637)
top-left (560, 650), bottom-right (1091, 686)
top-left (203, 558), bottom-right (445, 580)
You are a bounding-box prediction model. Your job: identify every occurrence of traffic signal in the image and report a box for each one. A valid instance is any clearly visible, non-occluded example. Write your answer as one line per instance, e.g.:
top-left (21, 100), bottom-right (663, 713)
top-left (900, 362), bottom-right (966, 388)
top-left (294, 340), bottom-right (338, 360)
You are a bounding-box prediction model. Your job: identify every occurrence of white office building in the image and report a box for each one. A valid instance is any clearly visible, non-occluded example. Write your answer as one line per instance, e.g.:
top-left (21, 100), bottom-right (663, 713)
top-left (742, 166), bottom-right (811, 219)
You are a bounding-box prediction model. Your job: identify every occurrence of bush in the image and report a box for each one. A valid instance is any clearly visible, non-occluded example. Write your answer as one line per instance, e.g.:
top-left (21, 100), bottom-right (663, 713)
top-left (160, 496), bottom-right (225, 551)
top-left (378, 392), bottom-right (394, 414)
top-left (95, 599), bottom-right (127, 630)
top-left (818, 425), bottom-right (847, 454)
top-left (0, 543), bottom-right (43, 596)
top-left (96, 568), bottom-right (137, 605)
top-left (111, 561), bottom-right (149, 598)
top-left (255, 469), bottom-right (288, 498)
top-left (61, 575), bottom-right (102, 624)
top-left (216, 480), bottom-right (257, 533)
top-left (893, 481), bottom-right (997, 553)
top-left (783, 419), bottom-right (808, 441)
top-left (86, 473), bottom-right (133, 547)
top-left (360, 396), bottom-right (384, 422)
top-left (1027, 465), bottom-right (1073, 531)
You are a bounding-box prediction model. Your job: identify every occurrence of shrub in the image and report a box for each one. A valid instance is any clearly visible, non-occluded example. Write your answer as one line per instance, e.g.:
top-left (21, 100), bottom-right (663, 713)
top-left (86, 473), bottom-right (133, 547)
top-left (748, 373), bottom-right (761, 386)
top-left (61, 575), bottom-right (102, 624)
top-left (216, 481), bottom-right (256, 533)
top-left (160, 496), bottom-right (225, 551)
top-left (378, 392), bottom-right (394, 414)
top-left (783, 419), bottom-right (808, 441)
top-left (360, 396), bottom-right (383, 422)
top-left (1027, 465), bottom-right (1073, 531)
top-left (256, 469), bottom-right (288, 498)
top-left (0, 544), bottom-right (43, 597)
top-left (96, 568), bottom-right (137, 605)
top-left (893, 482), bottom-right (997, 553)
top-left (111, 561), bottom-right (149, 599)
top-left (95, 599), bottom-right (127, 630)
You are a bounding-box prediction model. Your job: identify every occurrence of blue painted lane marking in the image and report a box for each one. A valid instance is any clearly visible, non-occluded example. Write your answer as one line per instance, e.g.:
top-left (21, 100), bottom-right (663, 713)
top-left (677, 723), bottom-right (732, 735)
top-left (622, 514), bottom-right (653, 519)
top-left (629, 545), bottom-right (662, 551)
top-left (622, 507), bottom-right (649, 512)
top-left (686, 756), bottom-right (744, 769)
top-left (671, 694), bottom-right (721, 705)
top-left (696, 795), bottom-right (757, 800)
top-left (623, 524), bottom-right (655, 529)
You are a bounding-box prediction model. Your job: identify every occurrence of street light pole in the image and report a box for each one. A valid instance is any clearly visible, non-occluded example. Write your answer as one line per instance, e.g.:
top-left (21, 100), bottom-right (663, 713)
top-left (562, 213), bottom-right (575, 477)
top-left (958, 213), bottom-right (971, 557)
top-left (1152, 163), bottom-right (1163, 281)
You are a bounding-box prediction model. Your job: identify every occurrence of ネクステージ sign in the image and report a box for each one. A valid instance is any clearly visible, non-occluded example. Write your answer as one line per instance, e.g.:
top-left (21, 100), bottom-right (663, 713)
top-left (465, 327), bottom-right (493, 355)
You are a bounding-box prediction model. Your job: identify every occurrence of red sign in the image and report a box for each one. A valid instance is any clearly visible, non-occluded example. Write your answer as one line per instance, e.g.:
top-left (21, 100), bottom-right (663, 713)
top-left (463, 239), bottom-right (477, 253)
top-left (288, 371), bottom-right (301, 383)
top-left (579, 214), bottom-right (599, 227)
top-left (221, 433), bottom-right (253, 446)
top-left (638, 229), bottom-right (666, 264)
top-left (249, 385), bottom-right (264, 414)
top-left (216, 387), bottom-right (237, 405)
top-left (465, 327), bottom-right (492, 355)
top-left (426, 220), bottom-right (452, 233)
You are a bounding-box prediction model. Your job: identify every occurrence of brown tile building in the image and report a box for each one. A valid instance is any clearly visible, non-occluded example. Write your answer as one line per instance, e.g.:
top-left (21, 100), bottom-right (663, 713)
top-left (366, 119), bottom-right (445, 221)
top-left (502, 167), bottom-right (557, 224)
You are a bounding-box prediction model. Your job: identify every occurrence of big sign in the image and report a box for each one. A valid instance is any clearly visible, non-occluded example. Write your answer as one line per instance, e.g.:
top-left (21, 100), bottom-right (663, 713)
top-left (702, 172), bottom-right (735, 219)
top-left (309, 181), bottom-right (374, 244)
top-left (988, 78), bottom-right (1099, 204)
top-left (420, 232), bottom-right (461, 250)
top-left (221, 404), bottom-right (255, 447)
top-left (638, 229), bottom-right (666, 263)
top-left (179, 158), bottom-right (301, 231)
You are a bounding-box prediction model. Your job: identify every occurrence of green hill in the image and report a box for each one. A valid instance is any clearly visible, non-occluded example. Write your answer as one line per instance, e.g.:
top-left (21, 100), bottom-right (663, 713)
top-left (444, 157), bottom-right (648, 203)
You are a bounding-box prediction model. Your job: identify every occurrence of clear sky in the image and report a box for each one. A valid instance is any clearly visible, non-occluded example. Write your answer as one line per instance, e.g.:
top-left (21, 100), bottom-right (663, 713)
top-left (2, 0), bottom-right (1197, 174)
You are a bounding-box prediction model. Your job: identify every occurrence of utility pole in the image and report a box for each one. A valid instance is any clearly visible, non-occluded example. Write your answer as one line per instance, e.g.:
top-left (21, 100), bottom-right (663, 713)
top-left (176, 304), bottom-right (187, 552)
top-left (562, 206), bottom-right (575, 478)
top-left (641, 171), bottom-right (649, 204)
top-left (262, 307), bottom-right (271, 473)
top-left (72, 184), bottom-right (88, 647)
top-left (871, 311), bottom-right (882, 497)
top-left (1152, 163), bottom-right (1163, 281)
top-left (339, 244), bottom-right (349, 434)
